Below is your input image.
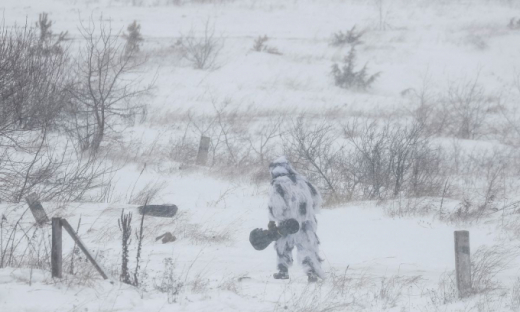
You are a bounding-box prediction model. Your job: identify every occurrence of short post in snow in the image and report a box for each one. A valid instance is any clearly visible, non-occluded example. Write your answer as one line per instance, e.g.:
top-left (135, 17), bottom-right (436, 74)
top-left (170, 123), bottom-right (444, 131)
top-left (454, 230), bottom-right (471, 298)
top-left (51, 218), bottom-right (63, 278)
top-left (196, 136), bottom-right (210, 166)
top-left (26, 193), bottom-right (49, 226)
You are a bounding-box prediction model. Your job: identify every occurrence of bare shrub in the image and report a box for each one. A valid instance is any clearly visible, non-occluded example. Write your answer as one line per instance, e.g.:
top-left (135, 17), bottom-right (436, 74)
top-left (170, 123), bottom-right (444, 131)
top-left (405, 76), bottom-right (500, 141)
top-left (0, 24), bottom-right (70, 133)
top-left (190, 271), bottom-right (210, 293)
top-left (332, 46), bottom-right (380, 91)
top-left (0, 208), bottom-right (51, 270)
top-left (167, 117), bottom-right (199, 166)
top-left (251, 35), bottom-right (281, 55)
top-left (330, 25), bottom-right (364, 47)
top-left (67, 16), bottom-right (152, 152)
top-left (375, 274), bottom-right (422, 309)
top-left (426, 271), bottom-right (458, 306)
top-left (2, 138), bottom-right (114, 203)
top-left (282, 116), bottom-right (344, 203)
top-left (344, 120), bottom-right (444, 200)
top-left (443, 147), bottom-right (518, 223)
top-left (247, 114), bottom-right (284, 181)
top-left (281, 117), bottom-right (443, 204)
top-left (187, 101), bottom-right (256, 176)
top-left (471, 245), bottom-right (516, 294)
top-left (441, 76), bottom-right (499, 140)
top-left (211, 101), bottom-right (252, 169)
top-left (154, 257), bottom-right (183, 303)
top-left (218, 275), bottom-right (241, 294)
top-left (180, 19), bottom-right (224, 70)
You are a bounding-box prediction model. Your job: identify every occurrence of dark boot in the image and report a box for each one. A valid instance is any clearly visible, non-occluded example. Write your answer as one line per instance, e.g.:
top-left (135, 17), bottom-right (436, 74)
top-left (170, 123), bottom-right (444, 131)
top-left (273, 264), bottom-right (289, 280)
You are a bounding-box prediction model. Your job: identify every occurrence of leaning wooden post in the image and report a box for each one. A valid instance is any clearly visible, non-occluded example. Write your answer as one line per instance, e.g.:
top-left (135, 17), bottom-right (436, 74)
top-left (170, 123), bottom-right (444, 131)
top-left (61, 219), bottom-right (108, 279)
top-left (196, 136), bottom-right (210, 166)
top-left (51, 218), bottom-right (62, 278)
top-left (454, 230), bottom-right (471, 298)
top-left (25, 193), bottom-right (49, 226)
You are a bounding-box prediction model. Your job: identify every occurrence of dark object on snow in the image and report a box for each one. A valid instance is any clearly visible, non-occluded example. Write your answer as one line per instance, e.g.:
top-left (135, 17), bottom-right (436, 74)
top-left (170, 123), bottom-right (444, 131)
top-left (249, 218), bottom-right (299, 251)
top-left (138, 205), bottom-right (178, 218)
top-left (156, 232), bottom-right (176, 244)
top-left (25, 193), bottom-right (49, 226)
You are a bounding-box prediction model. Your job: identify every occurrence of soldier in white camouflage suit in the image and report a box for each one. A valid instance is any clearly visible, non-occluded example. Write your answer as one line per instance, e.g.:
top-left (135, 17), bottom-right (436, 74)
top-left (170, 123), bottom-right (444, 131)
top-left (267, 156), bottom-right (325, 282)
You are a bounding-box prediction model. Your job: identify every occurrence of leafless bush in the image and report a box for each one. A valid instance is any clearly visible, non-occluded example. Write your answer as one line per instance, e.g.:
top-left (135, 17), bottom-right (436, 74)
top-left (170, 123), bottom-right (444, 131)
top-left (344, 120), bottom-right (444, 200)
top-left (0, 24), bottom-right (70, 134)
top-left (180, 19), bottom-right (224, 70)
top-left (330, 26), bottom-right (364, 47)
top-left (210, 101), bottom-right (252, 169)
top-left (186, 101), bottom-right (256, 176)
top-left (218, 275), bottom-right (241, 294)
top-left (282, 117), bottom-right (443, 204)
top-left (251, 35), bottom-right (281, 55)
top-left (190, 271), bottom-right (210, 293)
top-left (154, 257), bottom-right (183, 303)
top-left (247, 115), bottom-right (284, 181)
top-left (471, 245), bottom-right (516, 294)
top-left (332, 46), bottom-right (380, 91)
top-left (426, 271), bottom-right (458, 305)
top-left (283, 117), bottom-right (344, 203)
top-left (167, 118), bottom-right (199, 166)
top-left (66, 16), bottom-right (152, 152)
top-left (441, 76), bottom-right (499, 140)
top-left (405, 76), bottom-right (501, 141)
top-left (0, 132), bottom-right (114, 203)
top-left (443, 147), bottom-right (518, 223)
top-left (375, 274), bottom-right (422, 309)
top-left (0, 208), bottom-right (51, 270)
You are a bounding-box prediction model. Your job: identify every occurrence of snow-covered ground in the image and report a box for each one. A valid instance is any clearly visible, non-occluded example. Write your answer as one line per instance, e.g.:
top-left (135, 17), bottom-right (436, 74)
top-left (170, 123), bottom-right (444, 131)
top-left (2, 0), bottom-right (520, 311)
top-left (0, 184), bottom-right (516, 311)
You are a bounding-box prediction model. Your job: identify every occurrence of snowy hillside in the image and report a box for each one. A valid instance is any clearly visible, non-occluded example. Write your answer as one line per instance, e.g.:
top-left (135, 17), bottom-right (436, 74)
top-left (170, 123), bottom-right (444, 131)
top-left (1, 0), bottom-right (520, 311)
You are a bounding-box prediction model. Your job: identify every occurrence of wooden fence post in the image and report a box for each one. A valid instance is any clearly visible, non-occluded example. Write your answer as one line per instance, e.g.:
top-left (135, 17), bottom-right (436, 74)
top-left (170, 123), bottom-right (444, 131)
top-left (61, 219), bottom-right (108, 279)
top-left (196, 136), bottom-right (210, 166)
top-left (25, 193), bottom-right (49, 226)
top-left (51, 217), bottom-right (62, 278)
top-left (454, 230), bottom-right (471, 298)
